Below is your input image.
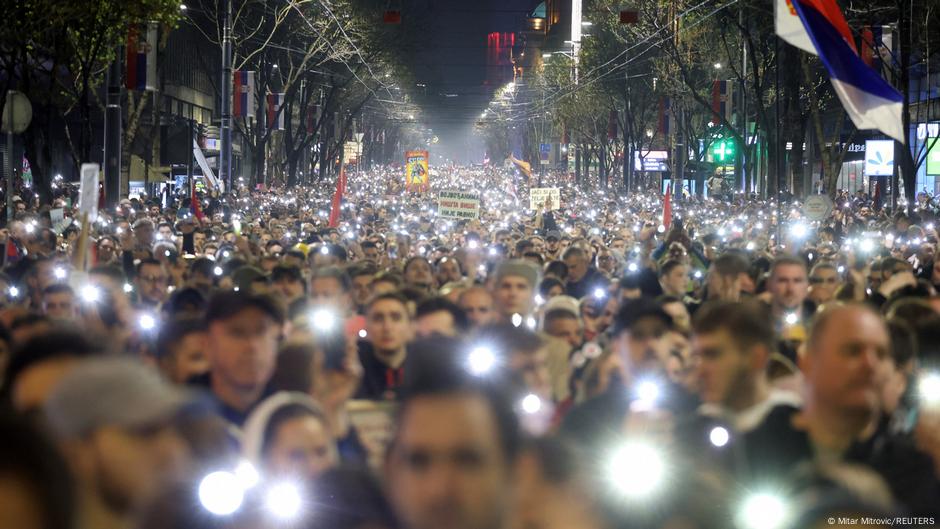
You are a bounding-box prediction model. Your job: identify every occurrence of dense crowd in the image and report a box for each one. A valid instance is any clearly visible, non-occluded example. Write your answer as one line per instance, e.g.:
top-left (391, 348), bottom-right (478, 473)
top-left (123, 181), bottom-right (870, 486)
top-left (1, 165), bottom-right (939, 529)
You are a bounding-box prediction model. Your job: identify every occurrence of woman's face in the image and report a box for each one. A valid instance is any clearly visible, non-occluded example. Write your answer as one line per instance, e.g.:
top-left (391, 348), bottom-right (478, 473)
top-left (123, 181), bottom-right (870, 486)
top-left (266, 416), bottom-right (336, 481)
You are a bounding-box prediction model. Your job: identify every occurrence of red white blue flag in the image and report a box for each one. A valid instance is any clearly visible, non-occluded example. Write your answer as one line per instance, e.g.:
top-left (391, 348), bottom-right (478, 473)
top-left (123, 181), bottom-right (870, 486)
top-left (233, 71), bottom-right (256, 118)
top-left (710, 80), bottom-right (733, 126)
top-left (775, 0), bottom-right (903, 142)
top-left (125, 23), bottom-right (157, 91)
top-left (266, 93), bottom-right (285, 130)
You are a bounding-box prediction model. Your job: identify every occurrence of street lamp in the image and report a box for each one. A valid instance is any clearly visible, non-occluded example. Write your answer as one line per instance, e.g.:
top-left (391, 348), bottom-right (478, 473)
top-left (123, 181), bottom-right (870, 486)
top-left (714, 62), bottom-right (722, 69)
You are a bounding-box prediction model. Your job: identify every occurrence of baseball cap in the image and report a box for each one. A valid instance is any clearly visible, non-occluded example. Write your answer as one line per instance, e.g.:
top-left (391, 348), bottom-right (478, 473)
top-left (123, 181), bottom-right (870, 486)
top-left (609, 298), bottom-right (673, 337)
top-left (44, 358), bottom-right (191, 438)
top-left (205, 290), bottom-right (286, 326)
top-left (232, 265), bottom-right (269, 292)
top-left (543, 295), bottom-right (581, 319)
top-left (494, 259), bottom-right (541, 290)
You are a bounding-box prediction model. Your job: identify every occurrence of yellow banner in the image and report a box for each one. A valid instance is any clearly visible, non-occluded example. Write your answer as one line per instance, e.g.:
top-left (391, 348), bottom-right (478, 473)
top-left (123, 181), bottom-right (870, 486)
top-left (404, 150), bottom-right (430, 192)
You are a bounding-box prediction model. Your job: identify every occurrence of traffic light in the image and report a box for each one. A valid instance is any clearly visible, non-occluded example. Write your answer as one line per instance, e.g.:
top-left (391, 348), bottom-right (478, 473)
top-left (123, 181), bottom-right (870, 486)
top-left (711, 138), bottom-right (736, 163)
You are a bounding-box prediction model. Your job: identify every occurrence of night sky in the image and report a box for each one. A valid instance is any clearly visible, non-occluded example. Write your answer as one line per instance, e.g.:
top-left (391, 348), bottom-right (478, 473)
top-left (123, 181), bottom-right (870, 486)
top-left (398, 0), bottom-right (538, 163)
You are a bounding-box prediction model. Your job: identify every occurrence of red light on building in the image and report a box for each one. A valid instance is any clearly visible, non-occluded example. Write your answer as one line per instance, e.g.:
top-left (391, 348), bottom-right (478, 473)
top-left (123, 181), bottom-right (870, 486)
top-left (383, 10), bottom-right (402, 24)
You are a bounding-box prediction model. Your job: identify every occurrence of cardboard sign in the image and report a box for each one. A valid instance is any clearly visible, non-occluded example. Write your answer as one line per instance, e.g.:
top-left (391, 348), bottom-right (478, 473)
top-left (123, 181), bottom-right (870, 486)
top-left (346, 400), bottom-right (397, 470)
top-left (437, 190), bottom-right (480, 220)
top-left (78, 163), bottom-right (100, 220)
top-left (530, 187), bottom-right (560, 211)
top-left (803, 194), bottom-right (833, 221)
top-left (50, 208), bottom-right (70, 234)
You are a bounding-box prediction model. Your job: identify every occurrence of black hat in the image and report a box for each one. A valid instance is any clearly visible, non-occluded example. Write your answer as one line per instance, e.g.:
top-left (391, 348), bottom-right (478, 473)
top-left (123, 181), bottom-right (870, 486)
top-left (205, 291), bottom-right (286, 326)
top-left (610, 298), bottom-right (673, 337)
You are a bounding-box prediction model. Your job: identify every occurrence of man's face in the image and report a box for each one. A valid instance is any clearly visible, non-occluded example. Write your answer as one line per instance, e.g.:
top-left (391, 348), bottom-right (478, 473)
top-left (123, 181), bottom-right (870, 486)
top-left (610, 239), bottom-right (627, 254)
top-left (161, 331), bottom-right (209, 384)
top-left (510, 349), bottom-right (552, 400)
top-left (351, 275), bottom-right (373, 309)
top-left (768, 264), bottom-right (808, 310)
top-left (406, 259), bottom-right (435, 290)
top-left (692, 329), bottom-right (756, 407)
top-left (493, 276), bottom-right (534, 318)
top-left (661, 265), bottom-right (689, 297)
top-left (98, 239), bottom-right (117, 262)
top-left (808, 267), bottom-right (841, 304)
top-left (42, 291), bottom-right (76, 321)
top-left (596, 250), bottom-right (616, 274)
top-left (72, 425), bottom-right (187, 514)
top-left (387, 394), bottom-right (513, 529)
top-left (614, 316), bottom-right (670, 378)
top-left (206, 309), bottom-right (281, 391)
top-left (310, 277), bottom-right (351, 314)
top-left (136, 264), bottom-right (169, 304)
top-left (136, 225), bottom-right (154, 246)
top-left (275, 277), bottom-right (305, 304)
top-left (802, 308), bottom-right (890, 418)
top-left (157, 226), bottom-right (173, 241)
top-left (415, 310), bottom-right (458, 338)
top-left (363, 246), bottom-right (380, 263)
top-left (545, 316), bottom-right (583, 349)
top-left (193, 232), bottom-right (206, 251)
top-left (366, 299), bottom-right (413, 353)
top-left (437, 259), bottom-right (462, 284)
top-left (563, 254), bottom-right (587, 282)
top-left (459, 290), bottom-right (496, 328)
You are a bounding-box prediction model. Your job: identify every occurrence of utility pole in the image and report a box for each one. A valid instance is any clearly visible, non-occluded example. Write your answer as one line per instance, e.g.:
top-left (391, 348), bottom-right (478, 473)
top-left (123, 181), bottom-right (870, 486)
top-left (104, 50), bottom-right (122, 208)
top-left (220, 0), bottom-right (233, 191)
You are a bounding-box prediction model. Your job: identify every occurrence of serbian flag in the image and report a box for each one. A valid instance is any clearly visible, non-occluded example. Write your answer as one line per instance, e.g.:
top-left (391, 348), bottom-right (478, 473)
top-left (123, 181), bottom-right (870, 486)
top-left (233, 71), bottom-right (256, 118)
top-left (776, 0), bottom-right (904, 142)
top-left (125, 23), bottom-right (157, 91)
top-left (266, 93), bottom-right (285, 130)
top-left (662, 185), bottom-right (672, 230)
top-left (328, 164), bottom-right (346, 228)
top-left (710, 81), bottom-right (732, 126)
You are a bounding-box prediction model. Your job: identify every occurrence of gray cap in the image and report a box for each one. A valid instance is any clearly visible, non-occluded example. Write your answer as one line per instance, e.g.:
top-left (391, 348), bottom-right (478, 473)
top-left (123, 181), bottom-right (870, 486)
top-left (44, 358), bottom-right (191, 438)
top-left (494, 259), bottom-right (541, 289)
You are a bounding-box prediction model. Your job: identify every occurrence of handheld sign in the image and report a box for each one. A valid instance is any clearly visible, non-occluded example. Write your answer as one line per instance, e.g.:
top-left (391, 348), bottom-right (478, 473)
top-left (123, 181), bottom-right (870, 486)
top-left (437, 190), bottom-right (480, 220)
top-left (803, 194), bottom-right (833, 221)
top-left (78, 163), bottom-right (100, 221)
top-left (530, 187), bottom-right (561, 211)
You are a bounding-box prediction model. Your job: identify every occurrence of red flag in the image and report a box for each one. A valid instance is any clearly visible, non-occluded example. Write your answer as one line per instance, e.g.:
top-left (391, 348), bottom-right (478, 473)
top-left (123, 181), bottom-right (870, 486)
top-left (662, 186), bottom-right (672, 230)
top-left (329, 164), bottom-right (346, 227)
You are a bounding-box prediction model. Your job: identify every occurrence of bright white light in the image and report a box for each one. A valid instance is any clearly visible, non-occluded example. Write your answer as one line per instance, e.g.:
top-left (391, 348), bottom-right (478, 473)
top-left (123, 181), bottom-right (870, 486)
top-left (467, 346), bottom-right (496, 376)
top-left (709, 426), bottom-right (730, 447)
top-left (81, 285), bottom-right (101, 303)
top-left (511, 313), bottom-right (523, 327)
top-left (858, 238), bottom-right (873, 253)
top-left (233, 460), bottom-right (260, 490)
top-left (746, 242), bottom-right (755, 251)
top-left (526, 316), bottom-right (537, 330)
top-left (534, 294), bottom-right (545, 305)
top-left (320, 246), bottom-right (329, 255)
top-left (138, 314), bottom-right (156, 331)
top-left (214, 266), bottom-right (224, 276)
top-left (739, 493), bottom-right (787, 529)
top-left (633, 379), bottom-right (661, 410)
top-left (266, 481), bottom-right (303, 519)
top-left (784, 313), bottom-right (798, 326)
top-left (919, 372), bottom-right (940, 406)
top-left (123, 282), bottom-right (134, 293)
top-left (468, 240), bottom-right (479, 249)
top-left (8, 286), bottom-right (19, 298)
top-left (627, 262), bottom-right (639, 273)
top-left (789, 223), bottom-right (807, 238)
top-left (488, 247), bottom-right (498, 256)
top-left (54, 267), bottom-right (66, 280)
top-left (358, 329), bottom-right (368, 339)
top-left (521, 394), bottom-right (542, 414)
top-left (694, 270), bottom-right (703, 279)
top-left (310, 308), bottom-right (337, 332)
top-left (837, 266), bottom-right (845, 274)
top-left (198, 471), bottom-right (244, 516)
top-left (607, 443), bottom-right (666, 498)
top-left (657, 225), bottom-right (666, 233)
